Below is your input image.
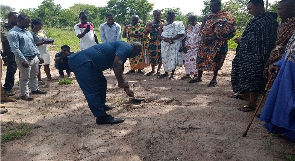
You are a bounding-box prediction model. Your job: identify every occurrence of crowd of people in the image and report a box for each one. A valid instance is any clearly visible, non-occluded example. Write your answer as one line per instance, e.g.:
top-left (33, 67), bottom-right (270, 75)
top-left (0, 0), bottom-right (294, 154)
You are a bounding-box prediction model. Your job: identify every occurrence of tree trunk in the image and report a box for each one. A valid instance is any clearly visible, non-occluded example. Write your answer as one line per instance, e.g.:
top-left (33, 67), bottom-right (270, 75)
top-left (265, 0), bottom-right (269, 11)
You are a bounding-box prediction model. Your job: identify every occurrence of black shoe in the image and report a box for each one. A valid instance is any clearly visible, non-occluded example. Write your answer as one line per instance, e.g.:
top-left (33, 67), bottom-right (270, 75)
top-left (96, 115), bottom-right (125, 125)
top-left (4, 90), bottom-right (15, 96)
top-left (103, 105), bottom-right (116, 111)
top-left (1, 109), bottom-right (8, 114)
top-left (32, 89), bottom-right (47, 94)
top-left (20, 95), bottom-right (34, 101)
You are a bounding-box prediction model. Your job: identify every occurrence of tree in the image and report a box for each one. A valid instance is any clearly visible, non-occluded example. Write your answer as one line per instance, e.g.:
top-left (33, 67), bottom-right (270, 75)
top-left (0, 5), bottom-right (15, 22)
top-left (201, 0), bottom-right (210, 16)
top-left (34, 0), bottom-right (62, 27)
top-left (223, 0), bottom-right (252, 30)
top-left (100, 0), bottom-right (153, 25)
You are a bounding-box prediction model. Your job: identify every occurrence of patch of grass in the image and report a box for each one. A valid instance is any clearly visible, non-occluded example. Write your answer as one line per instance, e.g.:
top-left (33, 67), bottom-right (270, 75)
top-left (279, 151), bottom-right (295, 161)
top-left (58, 77), bottom-right (73, 85)
top-left (1, 122), bottom-right (32, 142)
top-left (117, 97), bottom-right (125, 106)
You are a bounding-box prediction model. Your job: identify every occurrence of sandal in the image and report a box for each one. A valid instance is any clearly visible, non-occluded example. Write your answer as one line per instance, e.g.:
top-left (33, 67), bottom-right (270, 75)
top-left (156, 72), bottom-right (161, 76)
top-left (158, 73), bottom-right (168, 79)
top-left (188, 77), bottom-right (202, 83)
top-left (137, 70), bottom-right (144, 74)
top-left (125, 70), bottom-right (135, 74)
top-left (228, 93), bottom-right (245, 100)
top-left (207, 80), bottom-right (217, 87)
top-left (180, 75), bottom-right (191, 80)
top-left (145, 71), bottom-right (155, 76)
top-left (238, 105), bottom-right (256, 112)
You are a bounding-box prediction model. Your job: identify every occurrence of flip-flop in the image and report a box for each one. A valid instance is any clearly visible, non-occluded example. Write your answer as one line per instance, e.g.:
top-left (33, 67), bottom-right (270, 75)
top-left (228, 94), bottom-right (245, 100)
top-left (145, 71), bottom-right (155, 76)
top-left (238, 105), bottom-right (256, 112)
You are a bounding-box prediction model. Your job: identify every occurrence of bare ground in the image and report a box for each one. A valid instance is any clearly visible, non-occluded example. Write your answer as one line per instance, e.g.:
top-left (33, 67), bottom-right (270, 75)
top-left (1, 51), bottom-right (294, 161)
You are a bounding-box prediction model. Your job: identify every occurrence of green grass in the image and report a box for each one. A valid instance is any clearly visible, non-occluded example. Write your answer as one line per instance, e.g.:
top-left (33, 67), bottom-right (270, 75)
top-left (45, 27), bottom-right (81, 52)
top-left (58, 77), bottom-right (73, 85)
top-left (280, 151), bottom-right (295, 161)
top-left (1, 122), bottom-right (32, 142)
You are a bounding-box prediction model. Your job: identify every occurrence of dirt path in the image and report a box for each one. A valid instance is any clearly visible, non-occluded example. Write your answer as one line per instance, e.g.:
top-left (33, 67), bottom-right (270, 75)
top-left (1, 52), bottom-right (294, 161)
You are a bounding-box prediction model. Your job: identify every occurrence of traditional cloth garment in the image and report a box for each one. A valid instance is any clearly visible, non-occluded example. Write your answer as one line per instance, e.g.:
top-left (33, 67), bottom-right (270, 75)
top-left (126, 22), bottom-right (148, 70)
top-left (161, 21), bottom-right (185, 72)
top-left (196, 10), bottom-right (236, 71)
top-left (265, 17), bottom-right (295, 90)
top-left (268, 17), bottom-right (295, 66)
top-left (147, 20), bottom-right (165, 66)
top-left (260, 33), bottom-right (295, 142)
top-left (231, 12), bottom-right (278, 94)
top-left (183, 23), bottom-right (202, 75)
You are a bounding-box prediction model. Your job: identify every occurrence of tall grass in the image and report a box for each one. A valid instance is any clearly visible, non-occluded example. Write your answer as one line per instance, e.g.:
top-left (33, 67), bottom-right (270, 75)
top-left (44, 27), bottom-right (239, 52)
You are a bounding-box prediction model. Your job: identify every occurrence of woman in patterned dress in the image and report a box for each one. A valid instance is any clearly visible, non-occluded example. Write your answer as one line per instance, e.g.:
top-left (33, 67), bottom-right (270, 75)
top-left (181, 15), bottom-right (202, 80)
top-left (123, 15), bottom-right (148, 74)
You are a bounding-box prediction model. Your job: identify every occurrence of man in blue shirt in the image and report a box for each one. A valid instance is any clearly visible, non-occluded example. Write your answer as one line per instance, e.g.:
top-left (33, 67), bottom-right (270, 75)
top-left (68, 41), bottom-right (142, 125)
top-left (7, 14), bottom-right (47, 101)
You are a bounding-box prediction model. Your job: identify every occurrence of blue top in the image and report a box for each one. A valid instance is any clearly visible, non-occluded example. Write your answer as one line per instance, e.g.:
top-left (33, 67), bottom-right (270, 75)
top-left (99, 22), bottom-right (121, 43)
top-left (68, 41), bottom-right (132, 71)
top-left (7, 26), bottom-right (40, 62)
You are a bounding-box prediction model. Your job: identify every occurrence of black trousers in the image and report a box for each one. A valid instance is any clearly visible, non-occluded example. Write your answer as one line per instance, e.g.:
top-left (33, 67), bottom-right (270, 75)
top-left (3, 60), bottom-right (17, 90)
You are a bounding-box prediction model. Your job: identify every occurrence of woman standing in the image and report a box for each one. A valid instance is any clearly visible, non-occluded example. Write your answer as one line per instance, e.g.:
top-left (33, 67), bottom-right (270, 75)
top-left (181, 15), bottom-right (202, 80)
top-left (122, 15), bottom-right (148, 74)
top-left (31, 19), bottom-right (54, 82)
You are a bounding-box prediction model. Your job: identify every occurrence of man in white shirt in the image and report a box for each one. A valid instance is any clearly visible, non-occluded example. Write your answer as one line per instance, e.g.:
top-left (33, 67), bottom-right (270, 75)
top-left (99, 13), bottom-right (121, 43)
top-left (74, 12), bottom-right (98, 50)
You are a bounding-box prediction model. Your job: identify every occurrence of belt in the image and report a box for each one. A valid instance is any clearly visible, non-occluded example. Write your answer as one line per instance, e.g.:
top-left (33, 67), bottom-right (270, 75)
top-left (25, 55), bottom-right (37, 61)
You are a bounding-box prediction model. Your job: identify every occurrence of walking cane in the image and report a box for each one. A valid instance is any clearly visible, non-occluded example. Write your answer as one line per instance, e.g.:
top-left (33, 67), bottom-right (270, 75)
top-left (242, 69), bottom-right (275, 137)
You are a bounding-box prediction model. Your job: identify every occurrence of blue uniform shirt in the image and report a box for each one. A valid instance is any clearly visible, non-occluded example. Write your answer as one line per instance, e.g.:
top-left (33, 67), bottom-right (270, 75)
top-left (68, 41), bottom-right (132, 71)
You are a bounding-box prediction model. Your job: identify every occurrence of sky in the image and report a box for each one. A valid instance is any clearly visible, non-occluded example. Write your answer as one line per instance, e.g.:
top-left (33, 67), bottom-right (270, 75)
top-left (1, 0), bottom-right (277, 15)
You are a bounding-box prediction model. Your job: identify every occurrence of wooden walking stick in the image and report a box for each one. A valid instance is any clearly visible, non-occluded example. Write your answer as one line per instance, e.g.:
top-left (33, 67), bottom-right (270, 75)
top-left (242, 69), bottom-right (275, 137)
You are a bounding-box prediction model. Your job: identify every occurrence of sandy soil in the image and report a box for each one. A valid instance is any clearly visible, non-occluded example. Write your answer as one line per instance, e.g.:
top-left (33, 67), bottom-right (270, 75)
top-left (1, 51), bottom-right (294, 161)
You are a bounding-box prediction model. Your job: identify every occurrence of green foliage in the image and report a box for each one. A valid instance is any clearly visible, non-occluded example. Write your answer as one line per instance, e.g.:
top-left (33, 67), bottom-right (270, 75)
top-left (0, 5), bottom-right (15, 22)
top-left (228, 30), bottom-right (243, 50)
top-left (34, 0), bottom-right (62, 27)
top-left (1, 122), bottom-right (32, 142)
top-left (201, 0), bottom-right (211, 16)
top-left (100, 0), bottom-right (153, 25)
top-left (268, 1), bottom-right (279, 12)
top-left (19, 8), bottom-right (36, 18)
top-left (45, 27), bottom-right (80, 52)
top-left (161, 8), bottom-right (186, 22)
top-left (223, 0), bottom-right (252, 30)
top-left (58, 77), bottom-right (73, 85)
top-left (279, 151), bottom-right (295, 161)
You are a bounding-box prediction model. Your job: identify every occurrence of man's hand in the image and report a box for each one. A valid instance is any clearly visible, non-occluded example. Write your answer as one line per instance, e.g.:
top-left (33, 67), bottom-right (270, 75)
top-left (84, 25), bottom-right (90, 33)
top-left (22, 61), bottom-right (29, 68)
top-left (39, 58), bottom-right (44, 64)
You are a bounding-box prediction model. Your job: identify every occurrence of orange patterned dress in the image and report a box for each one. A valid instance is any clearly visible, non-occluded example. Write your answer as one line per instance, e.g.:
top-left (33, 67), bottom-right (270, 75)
top-left (196, 10), bottom-right (236, 71)
top-left (126, 23), bottom-right (148, 70)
